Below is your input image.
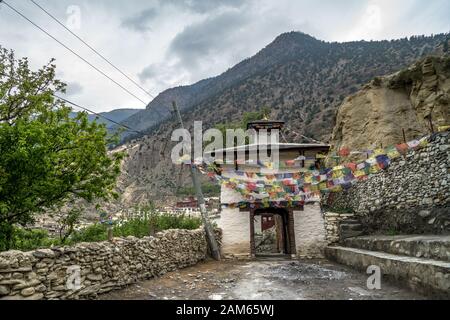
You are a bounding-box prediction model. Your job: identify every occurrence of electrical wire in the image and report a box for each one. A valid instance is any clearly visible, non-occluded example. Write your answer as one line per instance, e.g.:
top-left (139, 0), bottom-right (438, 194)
top-left (29, 0), bottom-right (155, 99)
top-left (1, 0), bottom-right (148, 105)
top-left (53, 94), bottom-right (143, 134)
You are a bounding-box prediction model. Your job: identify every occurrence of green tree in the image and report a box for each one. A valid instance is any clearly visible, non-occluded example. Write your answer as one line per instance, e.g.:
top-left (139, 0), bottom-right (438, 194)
top-left (0, 47), bottom-right (124, 250)
top-left (53, 207), bottom-right (83, 244)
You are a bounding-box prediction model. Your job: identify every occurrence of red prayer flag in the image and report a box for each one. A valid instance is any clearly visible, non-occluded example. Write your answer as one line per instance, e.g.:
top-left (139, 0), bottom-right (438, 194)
top-left (396, 143), bottom-right (409, 154)
top-left (345, 163), bottom-right (357, 172)
top-left (285, 160), bottom-right (296, 167)
top-left (338, 148), bottom-right (350, 157)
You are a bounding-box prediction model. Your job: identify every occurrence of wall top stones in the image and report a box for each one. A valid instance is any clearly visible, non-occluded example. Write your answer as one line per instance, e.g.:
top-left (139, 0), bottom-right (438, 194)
top-left (0, 228), bottom-right (209, 300)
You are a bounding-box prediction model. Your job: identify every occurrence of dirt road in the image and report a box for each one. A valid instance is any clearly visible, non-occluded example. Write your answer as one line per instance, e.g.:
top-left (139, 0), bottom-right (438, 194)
top-left (99, 259), bottom-right (426, 300)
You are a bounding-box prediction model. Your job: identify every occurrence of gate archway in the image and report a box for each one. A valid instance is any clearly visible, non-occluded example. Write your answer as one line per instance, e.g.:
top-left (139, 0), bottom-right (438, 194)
top-left (247, 207), bottom-right (298, 258)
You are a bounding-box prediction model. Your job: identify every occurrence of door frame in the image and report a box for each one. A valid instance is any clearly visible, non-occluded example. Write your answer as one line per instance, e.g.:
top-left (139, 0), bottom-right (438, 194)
top-left (243, 206), bottom-right (303, 258)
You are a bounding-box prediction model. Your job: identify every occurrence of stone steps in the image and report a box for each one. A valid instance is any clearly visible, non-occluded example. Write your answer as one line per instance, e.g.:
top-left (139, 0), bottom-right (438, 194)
top-left (344, 235), bottom-right (450, 262)
top-left (340, 219), bottom-right (361, 225)
top-left (340, 224), bottom-right (363, 231)
top-left (325, 245), bottom-right (450, 298)
top-left (339, 222), bottom-right (364, 240)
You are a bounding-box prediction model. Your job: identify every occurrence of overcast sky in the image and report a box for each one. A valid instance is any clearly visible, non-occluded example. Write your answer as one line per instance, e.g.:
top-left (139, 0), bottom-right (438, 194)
top-left (1, 0), bottom-right (449, 112)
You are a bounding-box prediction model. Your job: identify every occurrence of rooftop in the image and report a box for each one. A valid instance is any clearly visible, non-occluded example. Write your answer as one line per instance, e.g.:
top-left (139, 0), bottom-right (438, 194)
top-left (208, 142), bottom-right (330, 154)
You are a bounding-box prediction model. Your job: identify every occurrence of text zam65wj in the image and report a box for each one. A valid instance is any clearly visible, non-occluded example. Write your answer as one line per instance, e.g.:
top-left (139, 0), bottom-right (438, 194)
top-left (221, 304), bottom-right (274, 317)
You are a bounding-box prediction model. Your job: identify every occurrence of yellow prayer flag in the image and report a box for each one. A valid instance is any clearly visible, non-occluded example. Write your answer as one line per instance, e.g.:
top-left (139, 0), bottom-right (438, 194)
top-left (319, 182), bottom-right (327, 190)
top-left (331, 185), bottom-right (343, 192)
top-left (419, 137), bottom-right (429, 148)
top-left (369, 165), bottom-right (380, 174)
top-left (387, 149), bottom-right (400, 159)
top-left (332, 170), bottom-right (344, 179)
top-left (354, 170), bottom-right (365, 177)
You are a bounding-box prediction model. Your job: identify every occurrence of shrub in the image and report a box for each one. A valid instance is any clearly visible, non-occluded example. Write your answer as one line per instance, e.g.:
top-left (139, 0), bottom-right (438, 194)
top-left (0, 212), bottom-right (203, 252)
top-left (70, 223), bottom-right (108, 243)
top-left (70, 213), bottom-right (201, 244)
top-left (0, 226), bottom-right (59, 252)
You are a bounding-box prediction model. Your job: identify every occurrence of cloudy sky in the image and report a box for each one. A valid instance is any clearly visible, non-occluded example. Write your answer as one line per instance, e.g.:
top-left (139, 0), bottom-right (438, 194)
top-left (0, 0), bottom-right (449, 112)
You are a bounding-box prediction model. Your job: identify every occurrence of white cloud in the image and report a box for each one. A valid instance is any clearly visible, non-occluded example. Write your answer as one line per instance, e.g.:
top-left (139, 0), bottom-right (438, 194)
top-left (0, 0), bottom-right (448, 112)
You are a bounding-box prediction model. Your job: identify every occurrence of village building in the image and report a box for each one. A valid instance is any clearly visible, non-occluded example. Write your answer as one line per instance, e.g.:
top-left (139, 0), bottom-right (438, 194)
top-left (214, 119), bottom-right (331, 259)
top-left (176, 196), bottom-right (199, 209)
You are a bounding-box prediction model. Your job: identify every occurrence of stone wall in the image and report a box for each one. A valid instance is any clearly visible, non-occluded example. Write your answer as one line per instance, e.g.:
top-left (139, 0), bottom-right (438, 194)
top-left (323, 131), bottom-right (450, 234)
top-left (0, 228), bottom-right (210, 300)
top-left (323, 212), bottom-right (357, 244)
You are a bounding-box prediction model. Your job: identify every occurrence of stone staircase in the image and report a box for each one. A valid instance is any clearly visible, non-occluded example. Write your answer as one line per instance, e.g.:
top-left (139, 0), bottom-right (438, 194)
top-left (339, 219), bottom-right (364, 240)
top-left (325, 235), bottom-right (450, 298)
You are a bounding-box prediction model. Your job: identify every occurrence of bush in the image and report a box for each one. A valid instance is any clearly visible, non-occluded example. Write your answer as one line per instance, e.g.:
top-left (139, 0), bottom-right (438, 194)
top-left (0, 226), bottom-right (59, 252)
top-left (151, 213), bottom-right (202, 231)
top-left (0, 213), bottom-right (202, 252)
top-left (70, 213), bottom-right (202, 244)
top-left (70, 223), bottom-right (108, 243)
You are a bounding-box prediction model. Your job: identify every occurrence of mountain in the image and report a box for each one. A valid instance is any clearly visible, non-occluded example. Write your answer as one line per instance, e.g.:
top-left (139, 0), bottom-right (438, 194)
top-left (71, 108), bottom-right (141, 129)
top-left (120, 32), bottom-right (449, 142)
top-left (103, 32), bottom-right (450, 210)
top-left (330, 55), bottom-right (450, 153)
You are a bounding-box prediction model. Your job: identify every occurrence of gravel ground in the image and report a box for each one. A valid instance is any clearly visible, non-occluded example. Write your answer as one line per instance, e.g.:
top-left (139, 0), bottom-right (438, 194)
top-left (99, 258), bottom-right (427, 300)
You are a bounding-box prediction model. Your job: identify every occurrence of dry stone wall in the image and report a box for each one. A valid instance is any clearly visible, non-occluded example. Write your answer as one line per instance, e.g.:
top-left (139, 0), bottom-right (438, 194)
top-left (323, 213), bottom-right (357, 243)
top-left (0, 228), bottom-right (210, 300)
top-left (323, 131), bottom-right (450, 234)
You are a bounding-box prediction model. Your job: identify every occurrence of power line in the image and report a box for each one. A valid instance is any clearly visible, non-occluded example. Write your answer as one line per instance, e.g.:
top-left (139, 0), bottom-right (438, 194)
top-left (1, 0), bottom-right (148, 105)
top-left (53, 94), bottom-right (143, 134)
top-left (29, 0), bottom-right (155, 99)
top-left (0, 68), bottom-right (143, 133)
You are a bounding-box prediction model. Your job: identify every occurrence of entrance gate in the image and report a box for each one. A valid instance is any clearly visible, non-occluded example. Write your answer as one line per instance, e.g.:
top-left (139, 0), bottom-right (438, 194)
top-left (241, 206), bottom-right (302, 258)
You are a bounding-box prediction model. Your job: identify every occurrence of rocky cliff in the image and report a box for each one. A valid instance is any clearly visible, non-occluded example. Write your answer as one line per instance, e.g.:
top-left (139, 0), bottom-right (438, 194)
top-left (330, 56), bottom-right (450, 153)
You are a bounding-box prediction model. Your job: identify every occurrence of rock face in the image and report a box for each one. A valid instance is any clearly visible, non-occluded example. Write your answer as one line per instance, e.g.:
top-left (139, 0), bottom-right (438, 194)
top-left (0, 229), bottom-right (211, 300)
top-left (330, 56), bottom-right (450, 153)
top-left (323, 131), bottom-right (450, 234)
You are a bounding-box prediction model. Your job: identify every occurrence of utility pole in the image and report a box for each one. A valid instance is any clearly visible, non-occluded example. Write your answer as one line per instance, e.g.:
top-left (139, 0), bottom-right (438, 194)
top-left (171, 101), bottom-right (221, 261)
top-left (427, 113), bottom-right (435, 134)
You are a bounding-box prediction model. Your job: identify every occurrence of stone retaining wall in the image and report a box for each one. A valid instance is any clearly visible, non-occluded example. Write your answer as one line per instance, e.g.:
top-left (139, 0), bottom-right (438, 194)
top-left (323, 212), bottom-right (356, 244)
top-left (0, 228), bottom-right (211, 300)
top-left (323, 131), bottom-right (450, 234)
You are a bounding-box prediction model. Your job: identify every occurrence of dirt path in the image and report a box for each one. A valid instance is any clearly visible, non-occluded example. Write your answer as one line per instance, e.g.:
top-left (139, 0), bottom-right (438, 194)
top-left (99, 259), bottom-right (426, 300)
